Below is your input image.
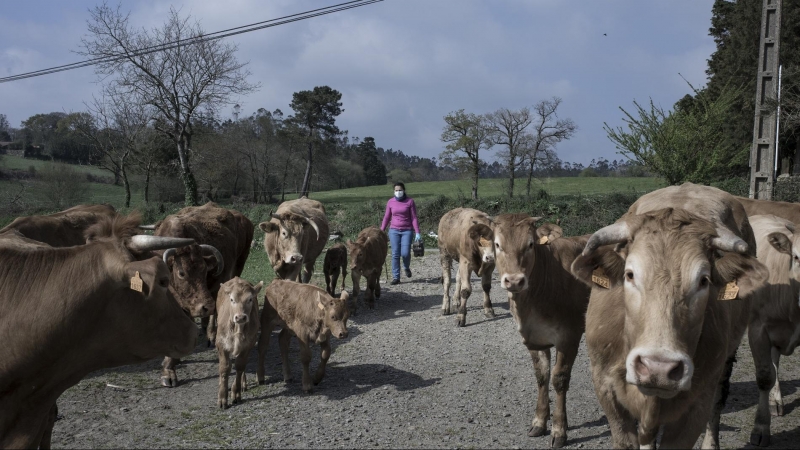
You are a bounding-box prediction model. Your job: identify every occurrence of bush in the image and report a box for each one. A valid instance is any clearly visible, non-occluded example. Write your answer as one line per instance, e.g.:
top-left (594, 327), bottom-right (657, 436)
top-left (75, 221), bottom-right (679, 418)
top-left (579, 167), bottom-right (599, 177)
top-left (40, 163), bottom-right (89, 209)
top-left (775, 176), bottom-right (800, 202)
top-left (711, 177), bottom-right (749, 197)
top-left (152, 176), bottom-right (185, 203)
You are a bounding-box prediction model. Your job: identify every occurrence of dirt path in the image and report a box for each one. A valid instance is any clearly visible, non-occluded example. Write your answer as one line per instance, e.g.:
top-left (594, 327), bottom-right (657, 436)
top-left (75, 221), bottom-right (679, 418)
top-left (54, 249), bottom-right (800, 448)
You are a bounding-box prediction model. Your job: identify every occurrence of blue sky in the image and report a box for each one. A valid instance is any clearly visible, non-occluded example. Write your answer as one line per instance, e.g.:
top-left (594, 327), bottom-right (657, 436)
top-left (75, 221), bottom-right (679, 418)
top-left (0, 1), bottom-right (716, 165)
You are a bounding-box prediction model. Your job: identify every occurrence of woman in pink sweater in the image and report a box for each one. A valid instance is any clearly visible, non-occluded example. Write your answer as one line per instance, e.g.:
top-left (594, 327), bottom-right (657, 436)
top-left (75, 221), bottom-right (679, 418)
top-left (380, 182), bottom-right (421, 285)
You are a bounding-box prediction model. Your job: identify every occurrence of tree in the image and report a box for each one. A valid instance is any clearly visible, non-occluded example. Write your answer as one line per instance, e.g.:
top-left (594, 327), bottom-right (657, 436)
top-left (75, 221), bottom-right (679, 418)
top-left (486, 107), bottom-right (533, 198)
top-left (288, 86), bottom-right (343, 197)
top-left (79, 4), bottom-right (258, 205)
top-left (356, 137), bottom-right (388, 186)
top-left (0, 114), bottom-right (10, 141)
top-left (520, 98), bottom-right (576, 197)
top-left (440, 109), bottom-right (491, 200)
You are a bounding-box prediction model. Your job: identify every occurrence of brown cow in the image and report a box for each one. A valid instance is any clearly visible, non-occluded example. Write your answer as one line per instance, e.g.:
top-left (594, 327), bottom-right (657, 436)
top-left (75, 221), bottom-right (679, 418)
top-left (492, 214), bottom-right (590, 447)
top-left (0, 203), bottom-right (116, 247)
top-left (323, 243), bottom-right (348, 296)
top-left (348, 226), bottom-right (389, 312)
top-left (256, 280), bottom-right (350, 393)
top-left (571, 183), bottom-right (768, 449)
top-left (746, 214), bottom-right (800, 446)
top-left (259, 196), bottom-right (330, 283)
top-left (0, 214), bottom-right (197, 449)
top-left (215, 277), bottom-right (264, 409)
top-left (153, 202), bottom-right (254, 387)
top-left (437, 208), bottom-right (496, 327)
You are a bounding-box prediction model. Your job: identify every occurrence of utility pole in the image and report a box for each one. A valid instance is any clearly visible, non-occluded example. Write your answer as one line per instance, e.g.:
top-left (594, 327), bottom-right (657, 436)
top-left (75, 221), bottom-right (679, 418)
top-left (749, 0), bottom-right (782, 199)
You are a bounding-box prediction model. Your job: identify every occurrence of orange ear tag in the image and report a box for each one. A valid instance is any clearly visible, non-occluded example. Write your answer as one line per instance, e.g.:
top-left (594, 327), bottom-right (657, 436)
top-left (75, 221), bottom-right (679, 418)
top-left (717, 280), bottom-right (740, 301)
top-left (538, 236), bottom-right (549, 245)
top-left (591, 268), bottom-right (610, 289)
top-left (478, 237), bottom-right (491, 247)
top-left (130, 271), bottom-right (144, 293)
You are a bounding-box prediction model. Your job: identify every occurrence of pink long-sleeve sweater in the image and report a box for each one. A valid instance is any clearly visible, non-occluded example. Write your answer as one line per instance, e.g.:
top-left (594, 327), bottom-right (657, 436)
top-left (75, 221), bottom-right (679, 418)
top-left (380, 196), bottom-right (420, 233)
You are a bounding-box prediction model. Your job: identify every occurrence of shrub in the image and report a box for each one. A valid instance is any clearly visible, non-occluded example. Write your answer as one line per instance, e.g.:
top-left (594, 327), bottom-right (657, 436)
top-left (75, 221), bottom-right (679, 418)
top-left (40, 163), bottom-right (89, 209)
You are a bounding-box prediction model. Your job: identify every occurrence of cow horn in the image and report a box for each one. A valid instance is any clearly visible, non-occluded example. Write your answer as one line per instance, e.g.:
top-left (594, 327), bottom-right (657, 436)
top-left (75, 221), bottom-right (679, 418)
top-left (303, 217), bottom-right (320, 241)
top-left (137, 224), bottom-right (156, 230)
top-left (583, 221), bottom-right (630, 256)
top-left (786, 222), bottom-right (796, 234)
top-left (710, 227), bottom-right (748, 254)
top-left (163, 248), bottom-right (177, 264)
top-left (270, 213), bottom-right (283, 221)
top-left (200, 244), bottom-right (225, 277)
top-left (128, 235), bottom-right (194, 252)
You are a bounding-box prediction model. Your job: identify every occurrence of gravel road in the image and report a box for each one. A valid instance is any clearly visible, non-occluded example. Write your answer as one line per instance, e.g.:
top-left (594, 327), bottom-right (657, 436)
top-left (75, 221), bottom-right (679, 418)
top-left (53, 249), bottom-right (800, 449)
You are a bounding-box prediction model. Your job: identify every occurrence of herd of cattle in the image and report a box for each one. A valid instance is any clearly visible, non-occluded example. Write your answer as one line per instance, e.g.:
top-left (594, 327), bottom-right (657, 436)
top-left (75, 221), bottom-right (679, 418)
top-left (2, 183), bottom-right (800, 448)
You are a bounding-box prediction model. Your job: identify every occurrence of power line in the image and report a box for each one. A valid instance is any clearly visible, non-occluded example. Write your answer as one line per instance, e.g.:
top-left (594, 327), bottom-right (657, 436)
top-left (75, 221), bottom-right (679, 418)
top-left (0, 0), bottom-right (383, 84)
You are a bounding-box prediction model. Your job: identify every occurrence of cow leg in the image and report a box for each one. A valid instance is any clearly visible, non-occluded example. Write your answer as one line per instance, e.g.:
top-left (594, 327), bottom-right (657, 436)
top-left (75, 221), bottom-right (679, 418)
top-left (325, 268), bottom-right (333, 296)
top-left (480, 269), bottom-right (494, 318)
top-left (441, 254), bottom-right (453, 315)
top-left (161, 357), bottom-right (180, 387)
top-left (549, 343), bottom-right (579, 448)
top-left (455, 260), bottom-right (472, 327)
top-left (206, 314), bottom-right (218, 348)
top-left (527, 348), bottom-right (551, 439)
top-left (299, 340), bottom-right (314, 393)
top-left (661, 396), bottom-right (716, 449)
top-left (301, 261), bottom-right (314, 284)
top-left (232, 352), bottom-right (249, 405)
top-left (279, 329), bottom-right (293, 383)
top-left (351, 270), bottom-right (362, 313)
top-left (256, 322), bottom-right (273, 385)
top-left (374, 269), bottom-right (381, 299)
top-left (217, 348), bottom-right (231, 409)
top-left (596, 392), bottom-right (638, 449)
top-left (769, 347), bottom-right (783, 416)
top-left (701, 353), bottom-right (736, 449)
top-left (331, 267), bottom-right (341, 296)
top-left (749, 326), bottom-right (775, 447)
top-left (366, 273), bottom-right (377, 309)
top-left (341, 266), bottom-right (347, 292)
top-left (313, 339), bottom-right (331, 385)
top-left (37, 403), bottom-right (57, 449)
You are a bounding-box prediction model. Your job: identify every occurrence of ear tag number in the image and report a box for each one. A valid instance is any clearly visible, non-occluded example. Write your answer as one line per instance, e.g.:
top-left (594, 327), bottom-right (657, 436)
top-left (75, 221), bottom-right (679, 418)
top-left (591, 268), bottom-right (610, 289)
top-left (130, 271), bottom-right (144, 293)
top-left (317, 301), bottom-right (325, 310)
top-left (538, 236), bottom-right (549, 245)
top-left (718, 280), bottom-right (740, 301)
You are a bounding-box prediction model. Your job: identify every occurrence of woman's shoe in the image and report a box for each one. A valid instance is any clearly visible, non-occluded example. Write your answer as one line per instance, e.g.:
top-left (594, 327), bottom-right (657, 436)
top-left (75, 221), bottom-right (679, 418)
top-left (405, 268), bottom-right (412, 278)
top-left (390, 278), bottom-right (400, 285)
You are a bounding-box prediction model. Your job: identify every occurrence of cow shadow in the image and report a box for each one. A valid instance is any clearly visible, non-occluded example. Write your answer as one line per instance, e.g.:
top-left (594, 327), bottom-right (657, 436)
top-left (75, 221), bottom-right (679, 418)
top-left (723, 379), bottom-right (800, 415)
top-left (567, 417), bottom-right (611, 444)
top-left (249, 362), bottom-right (440, 401)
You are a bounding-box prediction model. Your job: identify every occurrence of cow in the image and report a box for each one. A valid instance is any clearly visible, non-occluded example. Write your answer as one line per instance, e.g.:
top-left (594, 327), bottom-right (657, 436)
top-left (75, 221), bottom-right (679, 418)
top-left (256, 280), bottom-right (350, 393)
top-left (746, 214), bottom-right (800, 446)
top-left (438, 208), bottom-right (496, 327)
top-left (152, 202), bottom-right (254, 387)
top-left (215, 277), bottom-right (264, 409)
top-left (0, 213), bottom-right (197, 449)
top-left (571, 183), bottom-right (769, 449)
top-left (737, 196), bottom-right (800, 224)
top-left (491, 213), bottom-right (591, 447)
top-left (0, 203), bottom-right (116, 247)
top-left (323, 243), bottom-right (348, 296)
top-left (347, 226), bottom-right (389, 313)
top-left (259, 196), bottom-right (330, 283)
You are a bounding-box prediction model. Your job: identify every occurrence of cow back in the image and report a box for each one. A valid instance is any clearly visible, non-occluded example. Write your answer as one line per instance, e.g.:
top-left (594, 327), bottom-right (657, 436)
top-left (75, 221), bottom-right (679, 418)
top-left (0, 204), bottom-right (116, 247)
top-left (737, 196), bottom-right (800, 224)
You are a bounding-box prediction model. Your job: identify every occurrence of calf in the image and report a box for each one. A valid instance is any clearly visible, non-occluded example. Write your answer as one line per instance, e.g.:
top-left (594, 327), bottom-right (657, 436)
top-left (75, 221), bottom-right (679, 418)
top-left (747, 214), bottom-right (800, 446)
top-left (492, 213), bottom-right (590, 447)
top-left (348, 226), bottom-right (389, 312)
top-left (437, 208), bottom-right (496, 327)
top-left (323, 243), bottom-right (348, 296)
top-left (215, 277), bottom-right (264, 409)
top-left (257, 280), bottom-right (350, 393)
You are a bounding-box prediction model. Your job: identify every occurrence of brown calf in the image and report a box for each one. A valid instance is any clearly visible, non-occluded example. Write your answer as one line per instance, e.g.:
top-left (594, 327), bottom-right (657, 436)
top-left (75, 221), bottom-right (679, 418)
top-left (215, 277), bottom-right (263, 409)
top-left (323, 243), bottom-right (348, 296)
top-left (437, 208), bottom-right (495, 327)
top-left (348, 226), bottom-right (389, 312)
top-left (492, 213), bottom-right (590, 448)
top-left (257, 280), bottom-right (350, 393)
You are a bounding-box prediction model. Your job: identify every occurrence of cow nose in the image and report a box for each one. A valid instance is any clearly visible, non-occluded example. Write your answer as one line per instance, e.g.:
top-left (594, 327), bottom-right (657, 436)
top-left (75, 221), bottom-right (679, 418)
top-left (338, 330), bottom-right (348, 339)
top-left (289, 254), bottom-right (303, 264)
top-left (234, 314), bottom-right (248, 324)
top-left (626, 349), bottom-right (693, 392)
top-left (501, 273), bottom-right (527, 292)
top-left (635, 356), bottom-right (683, 381)
top-left (484, 255), bottom-right (494, 263)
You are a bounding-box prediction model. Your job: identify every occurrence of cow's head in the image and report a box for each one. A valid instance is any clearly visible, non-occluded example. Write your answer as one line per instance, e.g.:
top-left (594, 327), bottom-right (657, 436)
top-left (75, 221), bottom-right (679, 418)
top-left (220, 277), bottom-right (263, 327)
top-left (319, 290), bottom-right (350, 339)
top-left (492, 214), bottom-right (546, 293)
top-left (571, 208), bottom-right (768, 398)
top-left (766, 220), bottom-right (800, 290)
top-left (467, 220), bottom-right (495, 275)
top-left (162, 244), bottom-right (224, 318)
top-left (347, 239), bottom-right (368, 272)
top-left (259, 212), bottom-right (319, 269)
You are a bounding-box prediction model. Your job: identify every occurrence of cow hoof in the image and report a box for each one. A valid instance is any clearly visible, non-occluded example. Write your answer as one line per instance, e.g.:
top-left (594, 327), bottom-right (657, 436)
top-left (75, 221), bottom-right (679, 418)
top-left (750, 431), bottom-right (770, 447)
top-left (442, 308), bottom-right (451, 316)
top-left (217, 400), bottom-right (228, 410)
top-left (160, 376), bottom-right (177, 388)
top-left (770, 402), bottom-right (784, 417)
top-left (528, 426), bottom-right (546, 437)
top-left (551, 434), bottom-right (566, 448)
top-left (455, 315), bottom-right (466, 327)
top-left (484, 310), bottom-right (495, 319)
top-left (303, 387), bottom-right (313, 394)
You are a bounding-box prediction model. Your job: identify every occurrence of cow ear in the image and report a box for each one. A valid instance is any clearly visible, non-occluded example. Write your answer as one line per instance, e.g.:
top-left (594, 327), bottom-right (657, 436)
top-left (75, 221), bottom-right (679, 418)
top-left (711, 252), bottom-right (769, 299)
top-left (259, 222), bottom-right (279, 234)
top-left (202, 253), bottom-right (220, 273)
top-left (467, 223), bottom-right (492, 241)
top-left (768, 232), bottom-right (793, 255)
top-left (253, 281), bottom-right (264, 295)
top-left (535, 223), bottom-right (563, 244)
top-left (571, 244), bottom-right (626, 289)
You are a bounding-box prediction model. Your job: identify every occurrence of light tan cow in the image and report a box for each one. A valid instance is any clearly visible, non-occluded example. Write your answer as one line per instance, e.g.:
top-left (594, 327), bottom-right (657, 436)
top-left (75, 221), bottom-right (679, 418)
top-left (348, 226), bottom-right (388, 312)
top-left (747, 214), bottom-right (800, 446)
top-left (572, 183), bottom-right (768, 448)
top-left (259, 196), bottom-right (330, 283)
top-left (737, 196), bottom-right (800, 224)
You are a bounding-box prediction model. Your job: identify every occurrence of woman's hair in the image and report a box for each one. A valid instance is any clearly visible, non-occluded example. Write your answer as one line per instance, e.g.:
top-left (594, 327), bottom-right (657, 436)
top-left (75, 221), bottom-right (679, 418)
top-left (394, 182), bottom-right (406, 190)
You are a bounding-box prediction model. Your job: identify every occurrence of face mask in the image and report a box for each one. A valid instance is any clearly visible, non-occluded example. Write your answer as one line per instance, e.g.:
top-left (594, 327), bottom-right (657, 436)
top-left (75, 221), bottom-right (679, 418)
top-left (394, 190), bottom-right (404, 199)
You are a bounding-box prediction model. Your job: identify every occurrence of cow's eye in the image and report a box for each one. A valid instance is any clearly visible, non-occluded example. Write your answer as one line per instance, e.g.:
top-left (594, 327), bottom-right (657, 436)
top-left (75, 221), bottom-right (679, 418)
top-left (699, 276), bottom-right (709, 288)
top-left (178, 270), bottom-right (186, 279)
top-left (625, 271), bottom-right (634, 282)
top-left (528, 240), bottom-right (534, 248)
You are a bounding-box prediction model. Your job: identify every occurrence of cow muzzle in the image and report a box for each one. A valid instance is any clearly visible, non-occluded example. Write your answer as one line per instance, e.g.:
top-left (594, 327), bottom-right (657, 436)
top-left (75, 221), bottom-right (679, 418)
top-left (626, 347), bottom-right (694, 397)
top-left (285, 254), bottom-right (303, 264)
top-left (192, 303), bottom-right (214, 318)
top-left (500, 273), bottom-right (527, 293)
top-left (233, 314), bottom-right (248, 324)
top-left (334, 328), bottom-right (349, 339)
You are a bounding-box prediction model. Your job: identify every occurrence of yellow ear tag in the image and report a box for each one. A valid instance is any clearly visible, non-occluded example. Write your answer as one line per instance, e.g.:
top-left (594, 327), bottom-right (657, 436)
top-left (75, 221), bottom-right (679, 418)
top-left (538, 236), bottom-right (549, 245)
top-left (130, 271), bottom-right (143, 293)
top-left (591, 268), bottom-right (610, 289)
top-left (718, 280), bottom-right (740, 301)
top-left (317, 301), bottom-right (325, 310)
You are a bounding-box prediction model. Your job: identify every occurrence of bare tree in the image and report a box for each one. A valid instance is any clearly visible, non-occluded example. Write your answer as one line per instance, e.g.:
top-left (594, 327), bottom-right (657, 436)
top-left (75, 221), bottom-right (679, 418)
top-left (520, 97), bottom-right (577, 196)
top-left (79, 4), bottom-right (259, 205)
top-left (486, 107), bottom-right (533, 198)
top-left (440, 109), bottom-right (492, 200)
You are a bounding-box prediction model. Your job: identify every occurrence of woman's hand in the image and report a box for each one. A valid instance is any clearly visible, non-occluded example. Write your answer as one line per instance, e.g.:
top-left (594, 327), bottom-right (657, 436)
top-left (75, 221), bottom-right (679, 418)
top-left (415, 233), bottom-right (421, 241)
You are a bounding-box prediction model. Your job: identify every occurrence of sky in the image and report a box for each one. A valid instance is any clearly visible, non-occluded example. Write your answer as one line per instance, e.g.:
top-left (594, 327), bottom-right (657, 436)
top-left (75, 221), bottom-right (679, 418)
top-left (0, 0), bottom-right (717, 165)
